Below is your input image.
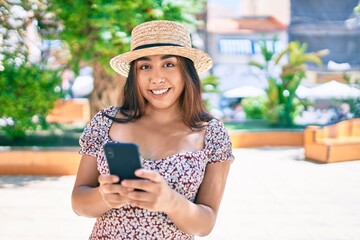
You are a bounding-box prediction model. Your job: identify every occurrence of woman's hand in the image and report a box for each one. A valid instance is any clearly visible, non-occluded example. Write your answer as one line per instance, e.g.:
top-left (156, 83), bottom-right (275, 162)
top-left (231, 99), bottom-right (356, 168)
top-left (120, 169), bottom-right (176, 213)
top-left (98, 174), bottom-right (134, 209)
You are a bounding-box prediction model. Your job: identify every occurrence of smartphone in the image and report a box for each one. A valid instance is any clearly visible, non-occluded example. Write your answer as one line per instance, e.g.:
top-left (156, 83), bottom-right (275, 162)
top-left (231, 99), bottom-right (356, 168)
top-left (103, 142), bottom-right (143, 183)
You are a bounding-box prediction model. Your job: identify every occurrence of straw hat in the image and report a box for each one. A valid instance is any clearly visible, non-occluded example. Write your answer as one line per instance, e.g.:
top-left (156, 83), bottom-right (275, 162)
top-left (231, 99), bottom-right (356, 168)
top-left (110, 20), bottom-right (213, 77)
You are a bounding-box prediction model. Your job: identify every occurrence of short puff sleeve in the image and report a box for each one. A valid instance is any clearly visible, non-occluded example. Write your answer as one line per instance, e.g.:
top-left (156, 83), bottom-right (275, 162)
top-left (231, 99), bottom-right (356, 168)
top-left (207, 120), bottom-right (234, 164)
top-left (79, 106), bottom-right (115, 158)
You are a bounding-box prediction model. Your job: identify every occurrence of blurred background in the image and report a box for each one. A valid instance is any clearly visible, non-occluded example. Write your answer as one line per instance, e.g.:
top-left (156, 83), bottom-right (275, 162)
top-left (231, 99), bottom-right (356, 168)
top-left (1, 0), bottom-right (360, 142)
top-left (1, 1), bottom-right (360, 240)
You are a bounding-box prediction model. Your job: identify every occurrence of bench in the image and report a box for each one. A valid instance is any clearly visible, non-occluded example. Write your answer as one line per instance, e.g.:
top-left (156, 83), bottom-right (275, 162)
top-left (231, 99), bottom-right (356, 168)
top-left (304, 118), bottom-right (360, 163)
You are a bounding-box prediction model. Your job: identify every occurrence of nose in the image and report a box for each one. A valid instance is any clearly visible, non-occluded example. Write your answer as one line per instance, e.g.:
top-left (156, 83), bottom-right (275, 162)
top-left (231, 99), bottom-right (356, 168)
top-left (151, 78), bottom-right (165, 85)
top-left (150, 68), bottom-right (165, 85)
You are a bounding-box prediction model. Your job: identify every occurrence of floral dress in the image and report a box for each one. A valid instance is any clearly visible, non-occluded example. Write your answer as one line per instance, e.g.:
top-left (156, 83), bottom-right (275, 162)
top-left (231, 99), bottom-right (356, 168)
top-left (79, 106), bottom-right (234, 240)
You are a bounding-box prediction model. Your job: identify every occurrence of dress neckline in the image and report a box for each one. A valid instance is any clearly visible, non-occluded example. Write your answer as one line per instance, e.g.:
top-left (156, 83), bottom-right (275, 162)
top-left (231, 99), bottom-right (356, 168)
top-left (105, 114), bottom-right (216, 162)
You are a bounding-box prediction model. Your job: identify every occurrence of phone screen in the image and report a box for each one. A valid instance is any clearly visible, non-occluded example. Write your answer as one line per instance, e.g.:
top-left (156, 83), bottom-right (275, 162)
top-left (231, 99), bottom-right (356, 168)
top-left (104, 142), bottom-right (143, 182)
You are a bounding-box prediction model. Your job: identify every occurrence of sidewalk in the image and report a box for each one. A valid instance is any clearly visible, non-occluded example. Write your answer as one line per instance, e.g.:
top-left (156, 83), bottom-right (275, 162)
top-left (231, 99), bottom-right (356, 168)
top-left (1, 147), bottom-right (360, 240)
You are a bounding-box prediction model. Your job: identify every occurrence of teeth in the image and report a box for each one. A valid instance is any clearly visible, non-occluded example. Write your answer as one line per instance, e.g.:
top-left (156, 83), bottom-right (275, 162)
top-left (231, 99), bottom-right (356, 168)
top-left (151, 88), bottom-right (169, 95)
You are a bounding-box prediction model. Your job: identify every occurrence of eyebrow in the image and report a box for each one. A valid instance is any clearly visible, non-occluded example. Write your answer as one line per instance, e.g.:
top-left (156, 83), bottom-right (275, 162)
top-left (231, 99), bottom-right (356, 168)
top-left (136, 55), bottom-right (176, 62)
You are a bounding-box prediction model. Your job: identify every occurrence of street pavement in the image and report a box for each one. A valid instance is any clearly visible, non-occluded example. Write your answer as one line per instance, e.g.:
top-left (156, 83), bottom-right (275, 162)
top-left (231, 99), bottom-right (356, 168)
top-left (0, 147), bottom-right (360, 240)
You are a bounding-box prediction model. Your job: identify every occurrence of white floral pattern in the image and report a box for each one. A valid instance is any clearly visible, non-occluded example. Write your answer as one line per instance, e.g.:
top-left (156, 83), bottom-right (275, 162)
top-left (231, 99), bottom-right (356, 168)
top-left (79, 106), bottom-right (234, 239)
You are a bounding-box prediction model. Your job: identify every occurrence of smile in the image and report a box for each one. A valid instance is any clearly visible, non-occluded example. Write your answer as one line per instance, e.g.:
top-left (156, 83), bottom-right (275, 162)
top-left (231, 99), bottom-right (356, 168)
top-left (151, 88), bottom-right (170, 95)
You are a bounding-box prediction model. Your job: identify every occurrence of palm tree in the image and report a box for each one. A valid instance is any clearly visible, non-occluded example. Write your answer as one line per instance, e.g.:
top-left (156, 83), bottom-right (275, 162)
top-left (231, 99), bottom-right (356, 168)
top-left (250, 40), bottom-right (329, 127)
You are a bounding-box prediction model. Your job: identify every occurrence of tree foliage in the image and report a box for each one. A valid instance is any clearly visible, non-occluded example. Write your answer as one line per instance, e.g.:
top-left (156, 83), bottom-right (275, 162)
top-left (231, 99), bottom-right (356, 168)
top-left (0, 0), bottom-right (56, 64)
top-left (48, 0), bottom-right (204, 72)
top-left (0, 58), bottom-right (62, 138)
top-left (0, 1), bottom-right (62, 139)
top-left (249, 40), bottom-right (329, 126)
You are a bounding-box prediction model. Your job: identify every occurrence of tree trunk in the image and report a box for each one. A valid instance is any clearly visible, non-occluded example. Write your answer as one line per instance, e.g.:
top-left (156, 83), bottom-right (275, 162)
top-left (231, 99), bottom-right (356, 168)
top-left (90, 61), bottom-right (125, 117)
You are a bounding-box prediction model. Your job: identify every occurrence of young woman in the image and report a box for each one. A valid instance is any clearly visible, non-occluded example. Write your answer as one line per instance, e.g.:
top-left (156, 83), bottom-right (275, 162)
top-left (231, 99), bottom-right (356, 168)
top-left (72, 20), bottom-right (234, 239)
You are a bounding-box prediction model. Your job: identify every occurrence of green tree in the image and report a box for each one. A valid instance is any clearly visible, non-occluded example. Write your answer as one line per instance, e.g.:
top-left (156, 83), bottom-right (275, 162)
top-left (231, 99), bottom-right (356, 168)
top-left (0, 1), bottom-right (62, 138)
top-left (250, 40), bottom-right (329, 127)
top-left (0, 0), bottom-right (56, 64)
top-left (201, 74), bottom-right (220, 110)
top-left (48, 0), bottom-right (206, 116)
top-left (0, 57), bottom-right (62, 138)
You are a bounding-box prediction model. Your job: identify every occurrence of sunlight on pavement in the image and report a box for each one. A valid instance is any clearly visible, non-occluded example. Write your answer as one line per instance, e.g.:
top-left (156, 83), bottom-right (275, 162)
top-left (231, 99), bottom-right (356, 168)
top-left (1, 147), bottom-right (360, 240)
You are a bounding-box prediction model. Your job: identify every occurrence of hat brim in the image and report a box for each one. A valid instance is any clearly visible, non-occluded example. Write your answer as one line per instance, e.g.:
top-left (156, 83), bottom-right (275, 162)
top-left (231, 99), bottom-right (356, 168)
top-left (110, 46), bottom-right (213, 77)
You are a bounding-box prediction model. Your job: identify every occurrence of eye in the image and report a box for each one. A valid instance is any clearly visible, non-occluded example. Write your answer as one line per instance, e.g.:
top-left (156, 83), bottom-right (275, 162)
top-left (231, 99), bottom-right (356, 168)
top-left (139, 64), bottom-right (150, 70)
top-left (164, 62), bottom-right (175, 68)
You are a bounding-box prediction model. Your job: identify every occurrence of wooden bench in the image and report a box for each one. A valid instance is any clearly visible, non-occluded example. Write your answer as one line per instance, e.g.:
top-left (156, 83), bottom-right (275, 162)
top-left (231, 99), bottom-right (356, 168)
top-left (304, 118), bottom-right (360, 163)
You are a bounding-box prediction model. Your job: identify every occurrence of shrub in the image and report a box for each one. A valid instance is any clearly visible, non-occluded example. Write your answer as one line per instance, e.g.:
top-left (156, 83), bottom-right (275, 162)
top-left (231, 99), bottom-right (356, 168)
top-left (242, 96), bottom-right (267, 120)
top-left (0, 59), bottom-right (63, 138)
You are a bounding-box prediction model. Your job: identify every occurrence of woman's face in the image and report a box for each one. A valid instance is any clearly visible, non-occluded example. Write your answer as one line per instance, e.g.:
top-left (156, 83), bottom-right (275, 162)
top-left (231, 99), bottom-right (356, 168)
top-left (135, 54), bottom-right (185, 111)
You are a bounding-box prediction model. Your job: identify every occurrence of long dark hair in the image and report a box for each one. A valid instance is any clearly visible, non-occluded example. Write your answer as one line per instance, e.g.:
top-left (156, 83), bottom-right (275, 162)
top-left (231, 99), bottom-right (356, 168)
top-left (103, 56), bottom-right (213, 129)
